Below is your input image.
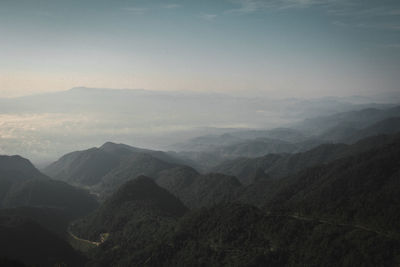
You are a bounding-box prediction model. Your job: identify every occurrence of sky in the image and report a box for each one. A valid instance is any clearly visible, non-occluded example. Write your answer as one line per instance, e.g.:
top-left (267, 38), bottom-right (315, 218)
top-left (0, 0), bottom-right (400, 98)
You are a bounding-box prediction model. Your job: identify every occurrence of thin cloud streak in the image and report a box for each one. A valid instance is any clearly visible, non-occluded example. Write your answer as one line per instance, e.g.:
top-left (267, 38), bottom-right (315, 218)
top-left (225, 0), bottom-right (338, 14)
top-left (121, 4), bottom-right (181, 15)
top-left (199, 13), bottom-right (218, 21)
top-left (356, 23), bottom-right (400, 31)
top-left (332, 20), bottom-right (400, 31)
top-left (121, 7), bottom-right (148, 15)
top-left (377, 44), bottom-right (400, 49)
top-left (162, 4), bottom-right (181, 9)
top-left (329, 4), bottom-right (400, 33)
top-left (226, 0), bottom-right (400, 33)
top-left (328, 6), bottom-right (400, 17)
top-left (225, 0), bottom-right (399, 16)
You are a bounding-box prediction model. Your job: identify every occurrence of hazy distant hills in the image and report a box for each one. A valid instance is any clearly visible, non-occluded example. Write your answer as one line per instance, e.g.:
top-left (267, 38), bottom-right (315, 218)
top-left (232, 127), bottom-right (310, 142)
top-left (214, 138), bottom-right (298, 157)
top-left (172, 128), bottom-right (309, 152)
top-left (1, 87), bottom-right (396, 163)
top-left (347, 116), bottom-right (400, 142)
top-left (1, 87), bottom-right (386, 118)
top-left (214, 133), bottom-right (400, 185)
top-left (171, 135), bottom-right (320, 171)
top-left (0, 155), bottom-right (98, 219)
top-left (171, 106), bottom-right (400, 170)
top-left (296, 105), bottom-right (400, 136)
top-left (43, 106), bottom-right (400, 205)
top-left (171, 133), bottom-right (244, 152)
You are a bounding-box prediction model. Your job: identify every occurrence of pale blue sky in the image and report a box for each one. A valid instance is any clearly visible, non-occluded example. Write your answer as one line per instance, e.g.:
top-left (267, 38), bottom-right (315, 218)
top-left (0, 0), bottom-right (399, 97)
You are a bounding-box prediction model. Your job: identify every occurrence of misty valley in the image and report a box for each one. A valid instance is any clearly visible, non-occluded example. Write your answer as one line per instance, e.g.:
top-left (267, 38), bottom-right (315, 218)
top-left (1, 97), bottom-right (400, 266)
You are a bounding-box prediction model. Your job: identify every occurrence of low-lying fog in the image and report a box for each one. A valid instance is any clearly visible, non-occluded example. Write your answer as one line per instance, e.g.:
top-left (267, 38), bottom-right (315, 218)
top-left (0, 87), bottom-right (398, 165)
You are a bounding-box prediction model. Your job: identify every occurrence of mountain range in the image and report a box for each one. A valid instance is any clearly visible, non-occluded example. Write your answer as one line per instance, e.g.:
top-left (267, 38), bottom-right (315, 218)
top-left (168, 106), bottom-right (400, 170)
top-left (2, 102), bottom-right (400, 266)
top-left (66, 132), bottom-right (400, 265)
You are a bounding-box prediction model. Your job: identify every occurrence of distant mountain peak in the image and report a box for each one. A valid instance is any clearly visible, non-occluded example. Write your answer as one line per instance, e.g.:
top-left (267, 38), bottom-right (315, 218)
top-left (68, 86), bottom-right (96, 92)
top-left (99, 141), bottom-right (145, 153)
top-left (68, 87), bottom-right (147, 94)
top-left (100, 141), bottom-right (122, 149)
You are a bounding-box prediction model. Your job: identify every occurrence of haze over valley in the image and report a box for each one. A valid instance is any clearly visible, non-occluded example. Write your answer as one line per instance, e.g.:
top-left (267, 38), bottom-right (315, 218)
top-left (1, 87), bottom-right (399, 165)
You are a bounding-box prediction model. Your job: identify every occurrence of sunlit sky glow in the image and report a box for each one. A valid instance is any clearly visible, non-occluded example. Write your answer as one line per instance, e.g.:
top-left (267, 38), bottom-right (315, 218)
top-left (0, 0), bottom-right (399, 97)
